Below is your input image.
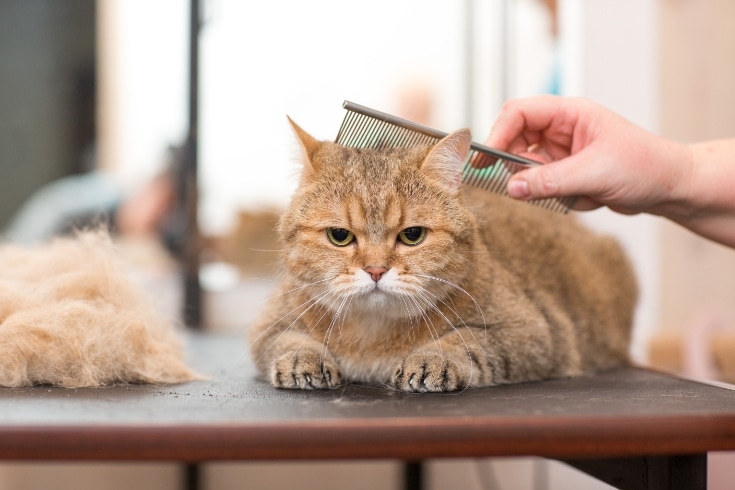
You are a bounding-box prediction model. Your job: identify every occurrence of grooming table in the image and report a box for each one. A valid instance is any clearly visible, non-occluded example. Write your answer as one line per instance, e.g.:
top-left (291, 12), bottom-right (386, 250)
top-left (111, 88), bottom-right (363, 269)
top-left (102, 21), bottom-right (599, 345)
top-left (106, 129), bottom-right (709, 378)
top-left (1, 333), bottom-right (734, 489)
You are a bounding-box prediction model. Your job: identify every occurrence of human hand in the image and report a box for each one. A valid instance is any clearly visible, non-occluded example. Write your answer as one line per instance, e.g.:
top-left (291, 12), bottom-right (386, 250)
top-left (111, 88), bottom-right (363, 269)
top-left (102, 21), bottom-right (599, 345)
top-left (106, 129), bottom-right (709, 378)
top-left (484, 95), bottom-right (692, 215)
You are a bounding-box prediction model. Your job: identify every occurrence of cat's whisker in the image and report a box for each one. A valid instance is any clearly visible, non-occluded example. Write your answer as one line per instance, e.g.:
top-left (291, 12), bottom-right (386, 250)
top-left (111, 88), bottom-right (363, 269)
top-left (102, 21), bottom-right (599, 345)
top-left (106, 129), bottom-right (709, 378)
top-left (321, 295), bottom-right (349, 362)
top-left (443, 325), bottom-right (476, 395)
top-left (337, 296), bottom-right (353, 341)
top-left (291, 286), bottom-right (346, 360)
top-left (397, 295), bottom-right (419, 343)
top-left (265, 277), bottom-right (336, 302)
top-left (250, 286), bottom-right (339, 363)
top-left (412, 288), bottom-right (482, 380)
top-left (416, 286), bottom-right (486, 353)
top-left (329, 297), bottom-right (350, 353)
top-left (294, 298), bottom-right (337, 358)
top-left (247, 285), bottom-right (332, 349)
top-left (416, 274), bottom-right (487, 332)
top-left (416, 287), bottom-right (461, 321)
top-left (413, 289), bottom-right (479, 392)
top-left (406, 295), bottom-right (444, 360)
top-left (229, 277), bottom-right (291, 336)
top-left (234, 277), bottom-right (337, 335)
top-left (252, 276), bottom-right (341, 329)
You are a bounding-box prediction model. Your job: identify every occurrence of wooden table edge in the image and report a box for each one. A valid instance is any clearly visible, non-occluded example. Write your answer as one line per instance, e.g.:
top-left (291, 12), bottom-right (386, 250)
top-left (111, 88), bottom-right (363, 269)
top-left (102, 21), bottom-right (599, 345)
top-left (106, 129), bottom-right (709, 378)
top-left (2, 414), bottom-right (734, 462)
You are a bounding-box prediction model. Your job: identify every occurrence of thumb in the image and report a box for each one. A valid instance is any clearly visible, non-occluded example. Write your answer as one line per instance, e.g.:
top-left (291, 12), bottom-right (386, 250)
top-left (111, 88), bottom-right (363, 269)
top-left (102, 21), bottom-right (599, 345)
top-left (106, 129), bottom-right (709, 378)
top-left (508, 164), bottom-right (563, 200)
top-left (508, 153), bottom-right (594, 201)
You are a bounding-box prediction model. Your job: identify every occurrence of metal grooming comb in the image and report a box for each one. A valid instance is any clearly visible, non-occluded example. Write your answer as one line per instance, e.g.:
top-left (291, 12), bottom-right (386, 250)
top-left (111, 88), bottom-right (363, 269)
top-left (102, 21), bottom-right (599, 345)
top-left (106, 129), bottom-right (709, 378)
top-left (335, 100), bottom-right (575, 214)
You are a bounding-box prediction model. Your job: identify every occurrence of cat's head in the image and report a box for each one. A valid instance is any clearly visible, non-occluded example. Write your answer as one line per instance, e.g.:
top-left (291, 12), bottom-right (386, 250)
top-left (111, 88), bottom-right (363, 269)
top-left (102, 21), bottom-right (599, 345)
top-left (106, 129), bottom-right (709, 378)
top-left (279, 118), bottom-right (477, 319)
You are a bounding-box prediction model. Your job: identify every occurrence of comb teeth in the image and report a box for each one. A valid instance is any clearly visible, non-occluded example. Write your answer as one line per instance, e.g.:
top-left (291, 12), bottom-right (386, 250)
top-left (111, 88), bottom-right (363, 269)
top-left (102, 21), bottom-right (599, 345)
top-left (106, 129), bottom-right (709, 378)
top-left (335, 101), bottom-right (575, 214)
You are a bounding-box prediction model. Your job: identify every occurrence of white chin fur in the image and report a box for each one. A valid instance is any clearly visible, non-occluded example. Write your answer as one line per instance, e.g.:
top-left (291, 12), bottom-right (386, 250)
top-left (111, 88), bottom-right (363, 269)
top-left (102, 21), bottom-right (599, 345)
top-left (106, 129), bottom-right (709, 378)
top-left (347, 268), bottom-right (430, 320)
top-left (315, 268), bottom-right (434, 321)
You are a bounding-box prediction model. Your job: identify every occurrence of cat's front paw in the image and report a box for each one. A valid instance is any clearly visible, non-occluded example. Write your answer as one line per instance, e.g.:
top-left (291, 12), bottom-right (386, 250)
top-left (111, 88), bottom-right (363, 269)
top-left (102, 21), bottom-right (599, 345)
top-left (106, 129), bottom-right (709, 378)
top-left (392, 351), bottom-right (467, 393)
top-left (270, 350), bottom-right (342, 390)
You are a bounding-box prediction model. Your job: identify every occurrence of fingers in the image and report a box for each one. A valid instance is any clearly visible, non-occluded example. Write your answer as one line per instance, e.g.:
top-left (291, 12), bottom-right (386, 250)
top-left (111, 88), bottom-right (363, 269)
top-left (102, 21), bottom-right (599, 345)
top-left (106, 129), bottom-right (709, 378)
top-left (484, 96), bottom-right (623, 210)
top-left (506, 151), bottom-right (602, 207)
top-left (481, 95), bottom-right (583, 170)
top-left (486, 95), bottom-right (568, 148)
top-left (485, 110), bottom-right (532, 154)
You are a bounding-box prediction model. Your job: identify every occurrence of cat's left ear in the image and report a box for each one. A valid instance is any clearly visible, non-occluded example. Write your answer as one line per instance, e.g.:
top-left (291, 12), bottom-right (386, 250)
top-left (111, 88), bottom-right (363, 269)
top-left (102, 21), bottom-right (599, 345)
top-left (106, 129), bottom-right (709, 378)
top-left (420, 128), bottom-right (471, 194)
top-left (287, 116), bottom-right (321, 182)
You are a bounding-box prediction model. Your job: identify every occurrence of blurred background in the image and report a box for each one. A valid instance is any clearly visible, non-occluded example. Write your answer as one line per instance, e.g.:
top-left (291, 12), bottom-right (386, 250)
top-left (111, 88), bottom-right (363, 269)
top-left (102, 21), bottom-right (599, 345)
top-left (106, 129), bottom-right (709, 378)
top-left (1, 0), bottom-right (734, 489)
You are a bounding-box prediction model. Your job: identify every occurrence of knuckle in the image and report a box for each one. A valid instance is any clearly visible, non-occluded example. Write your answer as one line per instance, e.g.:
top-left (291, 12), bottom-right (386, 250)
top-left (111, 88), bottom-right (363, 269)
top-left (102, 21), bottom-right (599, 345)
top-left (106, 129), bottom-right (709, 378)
top-left (534, 168), bottom-right (560, 197)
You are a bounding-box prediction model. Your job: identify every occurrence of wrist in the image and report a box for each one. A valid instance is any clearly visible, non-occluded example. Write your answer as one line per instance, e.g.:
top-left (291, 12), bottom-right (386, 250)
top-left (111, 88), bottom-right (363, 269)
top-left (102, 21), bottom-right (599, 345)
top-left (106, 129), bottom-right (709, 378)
top-left (635, 139), bottom-right (695, 222)
top-left (662, 139), bottom-right (735, 246)
top-left (685, 140), bottom-right (735, 215)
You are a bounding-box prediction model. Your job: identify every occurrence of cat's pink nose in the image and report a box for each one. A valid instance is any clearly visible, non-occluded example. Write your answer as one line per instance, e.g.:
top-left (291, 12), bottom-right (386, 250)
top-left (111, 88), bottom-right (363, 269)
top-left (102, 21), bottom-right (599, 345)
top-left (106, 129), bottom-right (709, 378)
top-left (365, 266), bottom-right (388, 282)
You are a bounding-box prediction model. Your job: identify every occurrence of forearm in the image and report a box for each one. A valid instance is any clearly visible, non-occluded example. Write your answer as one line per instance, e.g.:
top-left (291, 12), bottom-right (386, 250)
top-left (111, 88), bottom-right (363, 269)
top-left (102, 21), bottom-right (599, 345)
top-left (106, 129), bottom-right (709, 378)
top-left (486, 96), bottom-right (735, 247)
top-left (662, 139), bottom-right (735, 247)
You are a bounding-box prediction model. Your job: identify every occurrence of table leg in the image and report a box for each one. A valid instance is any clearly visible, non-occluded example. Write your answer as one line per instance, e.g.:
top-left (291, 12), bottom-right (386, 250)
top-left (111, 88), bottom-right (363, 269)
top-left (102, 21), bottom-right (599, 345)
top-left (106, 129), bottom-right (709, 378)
top-left (560, 454), bottom-right (706, 490)
top-left (404, 461), bottom-right (423, 490)
top-left (184, 463), bottom-right (201, 490)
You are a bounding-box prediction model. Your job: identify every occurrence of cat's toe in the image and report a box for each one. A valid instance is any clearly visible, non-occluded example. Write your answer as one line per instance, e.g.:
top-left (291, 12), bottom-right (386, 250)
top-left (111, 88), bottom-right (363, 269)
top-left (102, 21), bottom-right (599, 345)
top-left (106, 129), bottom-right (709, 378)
top-left (392, 353), bottom-right (465, 393)
top-left (271, 351), bottom-right (342, 390)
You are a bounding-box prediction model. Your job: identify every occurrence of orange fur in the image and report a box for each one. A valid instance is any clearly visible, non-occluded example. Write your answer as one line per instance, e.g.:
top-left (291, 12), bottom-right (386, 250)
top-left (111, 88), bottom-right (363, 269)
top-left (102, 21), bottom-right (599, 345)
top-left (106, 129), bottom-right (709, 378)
top-left (249, 121), bottom-right (637, 392)
top-left (0, 231), bottom-right (200, 387)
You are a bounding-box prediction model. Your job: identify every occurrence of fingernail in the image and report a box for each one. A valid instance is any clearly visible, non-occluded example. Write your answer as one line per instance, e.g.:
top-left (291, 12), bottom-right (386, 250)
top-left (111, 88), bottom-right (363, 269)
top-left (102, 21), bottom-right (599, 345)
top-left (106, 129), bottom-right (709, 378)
top-left (508, 179), bottom-right (530, 199)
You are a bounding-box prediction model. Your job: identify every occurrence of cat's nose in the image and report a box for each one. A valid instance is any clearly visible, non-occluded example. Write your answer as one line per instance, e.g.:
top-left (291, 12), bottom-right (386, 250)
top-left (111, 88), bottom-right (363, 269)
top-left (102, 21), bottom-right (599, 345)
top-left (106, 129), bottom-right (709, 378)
top-left (365, 266), bottom-right (388, 282)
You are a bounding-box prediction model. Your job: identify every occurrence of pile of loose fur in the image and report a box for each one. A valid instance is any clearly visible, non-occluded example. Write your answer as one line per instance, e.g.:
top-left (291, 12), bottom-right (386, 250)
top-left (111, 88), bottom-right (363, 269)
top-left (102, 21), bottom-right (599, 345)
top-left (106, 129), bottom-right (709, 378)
top-left (0, 231), bottom-right (199, 387)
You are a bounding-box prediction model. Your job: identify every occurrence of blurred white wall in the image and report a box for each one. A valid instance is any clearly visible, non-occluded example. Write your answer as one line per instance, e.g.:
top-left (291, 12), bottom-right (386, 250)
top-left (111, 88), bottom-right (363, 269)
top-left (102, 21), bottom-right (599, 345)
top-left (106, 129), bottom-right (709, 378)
top-left (199, 0), bottom-right (475, 234)
top-left (559, 0), bottom-right (661, 363)
top-left (99, 0), bottom-right (475, 235)
top-left (97, 0), bottom-right (188, 188)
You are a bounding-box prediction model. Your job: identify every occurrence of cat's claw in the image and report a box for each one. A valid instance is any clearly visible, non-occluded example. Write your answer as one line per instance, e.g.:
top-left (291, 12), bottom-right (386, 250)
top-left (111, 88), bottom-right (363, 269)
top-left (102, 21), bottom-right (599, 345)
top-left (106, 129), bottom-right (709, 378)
top-left (392, 352), bottom-right (466, 392)
top-left (271, 351), bottom-right (342, 390)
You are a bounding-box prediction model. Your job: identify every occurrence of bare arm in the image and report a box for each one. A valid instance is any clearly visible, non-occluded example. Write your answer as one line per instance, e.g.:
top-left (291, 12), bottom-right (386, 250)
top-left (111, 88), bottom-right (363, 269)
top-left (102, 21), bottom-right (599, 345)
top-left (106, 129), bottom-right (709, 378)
top-left (484, 95), bottom-right (735, 247)
top-left (676, 139), bottom-right (735, 246)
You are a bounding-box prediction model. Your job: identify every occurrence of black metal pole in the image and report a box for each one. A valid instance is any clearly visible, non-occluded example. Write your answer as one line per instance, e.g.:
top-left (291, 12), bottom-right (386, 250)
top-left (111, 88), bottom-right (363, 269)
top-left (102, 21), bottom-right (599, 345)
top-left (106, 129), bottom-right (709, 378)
top-left (404, 461), bottom-right (423, 490)
top-left (183, 0), bottom-right (202, 329)
top-left (182, 2), bottom-right (203, 488)
top-left (184, 463), bottom-right (201, 490)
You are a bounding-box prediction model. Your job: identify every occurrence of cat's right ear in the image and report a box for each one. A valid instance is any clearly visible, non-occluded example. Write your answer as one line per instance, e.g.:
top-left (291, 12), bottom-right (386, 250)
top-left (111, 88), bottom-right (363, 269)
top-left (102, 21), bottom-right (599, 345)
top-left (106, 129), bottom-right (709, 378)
top-left (420, 128), bottom-right (471, 194)
top-left (287, 116), bottom-right (321, 182)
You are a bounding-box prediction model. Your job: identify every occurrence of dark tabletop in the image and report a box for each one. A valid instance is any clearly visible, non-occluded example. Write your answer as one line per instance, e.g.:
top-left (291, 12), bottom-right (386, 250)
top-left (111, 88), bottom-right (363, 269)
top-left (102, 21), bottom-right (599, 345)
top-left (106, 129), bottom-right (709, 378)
top-left (1, 333), bottom-right (735, 462)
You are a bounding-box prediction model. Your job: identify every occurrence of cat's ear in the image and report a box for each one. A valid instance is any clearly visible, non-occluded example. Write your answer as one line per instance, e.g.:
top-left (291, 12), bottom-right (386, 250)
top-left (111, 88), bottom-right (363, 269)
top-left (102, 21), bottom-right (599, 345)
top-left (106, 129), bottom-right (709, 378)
top-left (287, 116), bottom-right (321, 182)
top-left (420, 128), bottom-right (471, 193)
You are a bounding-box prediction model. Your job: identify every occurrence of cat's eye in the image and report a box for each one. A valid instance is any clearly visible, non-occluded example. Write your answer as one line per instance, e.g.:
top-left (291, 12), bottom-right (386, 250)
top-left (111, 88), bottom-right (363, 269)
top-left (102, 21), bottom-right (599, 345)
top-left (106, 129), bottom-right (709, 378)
top-left (326, 228), bottom-right (355, 246)
top-left (398, 227), bottom-right (426, 246)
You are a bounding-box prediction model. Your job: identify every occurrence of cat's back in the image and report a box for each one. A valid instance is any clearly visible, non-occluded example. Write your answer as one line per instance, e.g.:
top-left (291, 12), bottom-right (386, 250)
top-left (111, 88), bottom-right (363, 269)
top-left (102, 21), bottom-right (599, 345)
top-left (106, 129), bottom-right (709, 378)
top-left (467, 189), bottom-right (635, 308)
top-left (462, 186), bottom-right (629, 274)
top-left (463, 187), bottom-right (573, 243)
top-left (461, 187), bottom-right (637, 371)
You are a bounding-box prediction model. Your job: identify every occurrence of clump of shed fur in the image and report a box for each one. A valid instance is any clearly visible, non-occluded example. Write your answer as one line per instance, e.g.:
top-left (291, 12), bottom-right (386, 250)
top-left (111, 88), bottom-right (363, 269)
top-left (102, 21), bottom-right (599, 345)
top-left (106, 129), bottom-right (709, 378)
top-left (0, 231), bottom-right (199, 387)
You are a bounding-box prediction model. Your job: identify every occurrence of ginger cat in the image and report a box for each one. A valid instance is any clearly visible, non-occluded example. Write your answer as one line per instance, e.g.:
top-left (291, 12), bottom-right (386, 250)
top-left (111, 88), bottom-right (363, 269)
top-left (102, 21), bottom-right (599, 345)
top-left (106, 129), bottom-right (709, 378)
top-left (249, 120), bottom-right (637, 392)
